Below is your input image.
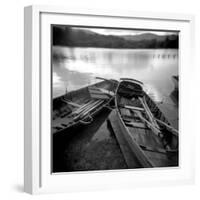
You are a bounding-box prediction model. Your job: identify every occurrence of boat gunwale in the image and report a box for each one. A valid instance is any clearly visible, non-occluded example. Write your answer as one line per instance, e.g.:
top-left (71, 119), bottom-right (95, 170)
top-left (115, 79), bottom-right (178, 167)
top-left (52, 79), bottom-right (118, 135)
top-left (120, 78), bottom-right (143, 85)
top-left (114, 80), bottom-right (155, 168)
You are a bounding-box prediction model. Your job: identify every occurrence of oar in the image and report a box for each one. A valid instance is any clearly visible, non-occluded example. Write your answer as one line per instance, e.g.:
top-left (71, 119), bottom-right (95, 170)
top-left (73, 100), bottom-right (103, 121)
top-left (134, 110), bottom-right (161, 136)
top-left (155, 118), bottom-right (178, 136)
top-left (79, 100), bottom-right (104, 118)
top-left (73, 100), bottom-right (101, 117)
top-left (139, 97), bottom-right (160, 129)
top-left (72, 100), bottom-right (96, 115)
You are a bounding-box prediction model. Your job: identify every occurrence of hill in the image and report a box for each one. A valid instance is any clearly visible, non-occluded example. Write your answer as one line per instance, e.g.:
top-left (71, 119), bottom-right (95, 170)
top-left (52, 26), bottom-right (178, 49)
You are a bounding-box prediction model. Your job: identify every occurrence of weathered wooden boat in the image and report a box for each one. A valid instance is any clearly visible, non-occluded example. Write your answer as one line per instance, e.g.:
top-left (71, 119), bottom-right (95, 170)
top-left (172, 75), bottom-right (178, 90)
top-left (52, 78), bottom-right (118, 134)
top-left (109, 78), bottom-right (178, 168)
top-left (170, 75), bottom-right (179, 104)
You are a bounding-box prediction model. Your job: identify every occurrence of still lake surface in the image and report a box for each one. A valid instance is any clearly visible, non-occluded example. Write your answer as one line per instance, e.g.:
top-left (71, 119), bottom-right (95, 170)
top-left (52, 46), bottom-right (178, 129)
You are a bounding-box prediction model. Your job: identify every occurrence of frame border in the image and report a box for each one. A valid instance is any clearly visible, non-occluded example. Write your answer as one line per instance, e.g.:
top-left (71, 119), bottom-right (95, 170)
top-left (24, 5), bottom-right (195, 194)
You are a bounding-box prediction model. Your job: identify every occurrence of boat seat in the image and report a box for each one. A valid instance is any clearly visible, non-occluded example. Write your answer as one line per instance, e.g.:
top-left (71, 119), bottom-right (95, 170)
top-left (120, 108), bottom-right (132, 117)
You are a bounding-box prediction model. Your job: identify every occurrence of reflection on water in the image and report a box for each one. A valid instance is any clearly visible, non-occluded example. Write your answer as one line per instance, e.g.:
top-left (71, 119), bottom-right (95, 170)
top-left (52, 46), bottom-right (178, 128)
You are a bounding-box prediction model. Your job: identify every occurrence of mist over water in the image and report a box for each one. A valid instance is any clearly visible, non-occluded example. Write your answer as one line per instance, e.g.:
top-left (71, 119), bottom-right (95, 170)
top-left (52, 46), bottom-right (178, 128)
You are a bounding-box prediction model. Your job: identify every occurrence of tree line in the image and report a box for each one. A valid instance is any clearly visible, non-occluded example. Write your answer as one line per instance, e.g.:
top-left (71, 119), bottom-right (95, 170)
top-left (52, 26), bottom-right (178, 49)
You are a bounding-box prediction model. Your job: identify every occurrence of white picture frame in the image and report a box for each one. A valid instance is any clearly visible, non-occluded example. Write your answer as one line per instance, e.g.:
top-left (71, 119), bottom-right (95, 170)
top-left (24, 5), bottom-right (195, 194)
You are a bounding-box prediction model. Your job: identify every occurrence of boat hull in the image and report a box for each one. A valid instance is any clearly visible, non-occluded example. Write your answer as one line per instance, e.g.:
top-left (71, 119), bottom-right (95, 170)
top-left (111, 79), bottom-right (178, 168)
top-left (52, 80), bottom-right (118, 135)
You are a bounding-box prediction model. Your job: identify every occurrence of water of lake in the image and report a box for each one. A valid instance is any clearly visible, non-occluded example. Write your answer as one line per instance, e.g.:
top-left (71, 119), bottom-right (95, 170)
top-left (52, 46), bottom-right (178, 128)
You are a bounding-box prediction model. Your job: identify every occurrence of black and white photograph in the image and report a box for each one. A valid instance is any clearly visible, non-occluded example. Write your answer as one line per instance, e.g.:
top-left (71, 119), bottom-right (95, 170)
top-left (52, 25), bottom-right (179, 173)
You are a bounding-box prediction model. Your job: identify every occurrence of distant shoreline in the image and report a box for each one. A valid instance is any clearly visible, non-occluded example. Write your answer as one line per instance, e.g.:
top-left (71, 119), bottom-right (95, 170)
top-left (53, 26), bottom-right (179, 49)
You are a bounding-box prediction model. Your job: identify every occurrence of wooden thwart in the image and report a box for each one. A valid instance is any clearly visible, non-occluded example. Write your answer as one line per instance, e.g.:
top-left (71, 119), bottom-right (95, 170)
top-left (120, 108), bottom-right (132, 117)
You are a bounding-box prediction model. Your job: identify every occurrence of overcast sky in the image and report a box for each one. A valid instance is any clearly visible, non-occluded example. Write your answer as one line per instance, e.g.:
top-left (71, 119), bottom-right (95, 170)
top-left (73, 27), bottom-right (178, 36)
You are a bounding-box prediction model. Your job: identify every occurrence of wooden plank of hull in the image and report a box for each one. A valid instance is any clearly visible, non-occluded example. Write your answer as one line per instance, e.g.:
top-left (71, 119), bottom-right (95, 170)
top-left (127, 127), bottom-right (164, 151)
top-left (61, 98), bottom-right (81, 108)
top-left (88, 87), bottom-right (111, 100)
top-left (90, 93), bottom-right (110, 100)
top-left (108, 110), bottom-right (144, 168)
top-left (120, 111), bottom-right (178, 167)
top-left (109, 109), bottom-right (154, 168)
top-left (125, 121), bottom-right (146, 129)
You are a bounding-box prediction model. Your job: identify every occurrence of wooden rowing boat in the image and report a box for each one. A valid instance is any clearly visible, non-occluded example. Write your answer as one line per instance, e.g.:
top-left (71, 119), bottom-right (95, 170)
top-left (110, 78), bottom-right (178, 168)
top-left (170, 75), bottom-right (179, 104)
top-left (52, 79), bottom-right (118, 134)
